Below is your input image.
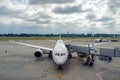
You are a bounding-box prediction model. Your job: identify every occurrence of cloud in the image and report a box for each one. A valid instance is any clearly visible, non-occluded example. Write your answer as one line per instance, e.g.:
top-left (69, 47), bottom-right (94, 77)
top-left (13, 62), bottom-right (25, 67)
top-left (0, 6), bottom-right (12, 15)
top-left (0, 0), bottom-right (119, 34)
top-left (107, 0), bottom-right (120, 14)
top-left (95, 16), bottom-right (113, 22)
top-left (85, 13), bottom-right (96, 21)
top-left (23, 12), bottom-right (51, 24)
top-left (29, 0), bottom-right (75, 4)
top-left (0, 6), bottom-right (21, 17)
top-left (0, 21), bottom-right (53, 34)
top-left (53, 5), bottom-right (84, 14)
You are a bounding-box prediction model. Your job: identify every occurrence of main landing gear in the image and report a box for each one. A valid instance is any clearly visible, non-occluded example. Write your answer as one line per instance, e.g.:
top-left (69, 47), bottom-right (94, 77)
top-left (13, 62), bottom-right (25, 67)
top-left (68, 54), bottom-right (72, 59)
top-left (48, 51), bottom-right (52, 59)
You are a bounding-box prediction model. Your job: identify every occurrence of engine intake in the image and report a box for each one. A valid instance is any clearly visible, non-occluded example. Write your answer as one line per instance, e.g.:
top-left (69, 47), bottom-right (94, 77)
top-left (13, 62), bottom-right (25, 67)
top-left (34, 49), bottom-right (43, 58)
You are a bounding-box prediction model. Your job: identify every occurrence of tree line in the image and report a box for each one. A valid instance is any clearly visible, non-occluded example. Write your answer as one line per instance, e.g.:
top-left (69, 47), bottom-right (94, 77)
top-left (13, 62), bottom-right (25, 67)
top-left (0, 33), bottom-right (119, 37)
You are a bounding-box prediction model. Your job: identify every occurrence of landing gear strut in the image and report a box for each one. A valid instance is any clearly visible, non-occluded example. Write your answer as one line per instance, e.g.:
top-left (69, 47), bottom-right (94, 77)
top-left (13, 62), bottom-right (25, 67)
top-left (48, 51), bottom-right (52, 59)
top-left (68, 54), bottom-right (72, 59)
top-left (58, 65), bottom-right (62, 70)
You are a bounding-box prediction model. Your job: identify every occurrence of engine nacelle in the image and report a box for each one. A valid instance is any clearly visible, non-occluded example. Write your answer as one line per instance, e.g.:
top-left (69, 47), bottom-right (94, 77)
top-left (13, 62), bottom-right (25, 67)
top-left (34, 49), bottom-right (43, 58)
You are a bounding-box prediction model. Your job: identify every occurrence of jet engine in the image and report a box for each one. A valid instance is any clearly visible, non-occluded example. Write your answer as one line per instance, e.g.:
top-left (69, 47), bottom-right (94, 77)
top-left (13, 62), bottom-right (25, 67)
top-left (34, 49), bottom-right (43, 58)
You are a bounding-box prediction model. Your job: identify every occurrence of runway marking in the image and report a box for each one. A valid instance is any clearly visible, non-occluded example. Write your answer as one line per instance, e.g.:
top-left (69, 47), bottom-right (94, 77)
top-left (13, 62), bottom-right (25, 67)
top-left (96, 68), bottom-right (120, 80)
top-left (96, 69), bottom-right (109, 80)
top-left (40, 69), bottom-right (48, 79)
top-left (47, 70), bottom-right (70, 80)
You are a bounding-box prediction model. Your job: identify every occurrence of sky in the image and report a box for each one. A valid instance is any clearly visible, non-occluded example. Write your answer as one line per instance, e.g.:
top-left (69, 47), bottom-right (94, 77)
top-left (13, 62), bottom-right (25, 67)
top-left (0, 0), bottom-right (119, 34)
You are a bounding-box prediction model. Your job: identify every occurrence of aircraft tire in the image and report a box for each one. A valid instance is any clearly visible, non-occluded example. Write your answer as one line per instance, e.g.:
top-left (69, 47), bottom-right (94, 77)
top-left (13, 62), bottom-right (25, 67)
top-left (58, 65), bottom-right (62, 70)
top-left (68, 54), bottom-right (72, 59)
top-left (48, 53), bottom-right (52, 59)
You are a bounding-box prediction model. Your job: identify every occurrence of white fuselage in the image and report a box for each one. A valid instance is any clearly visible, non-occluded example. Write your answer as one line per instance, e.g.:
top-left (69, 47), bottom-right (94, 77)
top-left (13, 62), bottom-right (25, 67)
top-left (52, 40), bottom-right (69, 65)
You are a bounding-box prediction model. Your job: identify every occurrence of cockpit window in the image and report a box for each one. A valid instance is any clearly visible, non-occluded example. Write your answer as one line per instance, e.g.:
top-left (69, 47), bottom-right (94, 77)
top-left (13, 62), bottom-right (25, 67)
top-left (61, 53), bottom-right (65, 56)
top-left (55, 53), bottom-right (65, 56)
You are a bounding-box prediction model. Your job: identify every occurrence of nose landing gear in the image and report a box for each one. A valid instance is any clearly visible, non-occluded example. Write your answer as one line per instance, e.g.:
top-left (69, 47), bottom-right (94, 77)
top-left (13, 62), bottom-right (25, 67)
top-left (58, 65), bottom-right (63, 70)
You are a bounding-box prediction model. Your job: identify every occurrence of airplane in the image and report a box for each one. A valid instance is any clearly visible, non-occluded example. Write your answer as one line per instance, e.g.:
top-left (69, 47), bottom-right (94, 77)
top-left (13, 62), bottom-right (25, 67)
top-left (94, 38), bottom-right (106, 42)
top-left (10, 38), bottom-right (106, 70)
top-left (95, 38), bottom-right (103, 42)
top-left (10, 39), bottom-right (70, 70)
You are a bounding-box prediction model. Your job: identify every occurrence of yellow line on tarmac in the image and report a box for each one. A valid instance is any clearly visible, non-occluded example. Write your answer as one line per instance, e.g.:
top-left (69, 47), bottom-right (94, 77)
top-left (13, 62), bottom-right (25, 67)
top-left (47, 70), bottom-right (71, 80)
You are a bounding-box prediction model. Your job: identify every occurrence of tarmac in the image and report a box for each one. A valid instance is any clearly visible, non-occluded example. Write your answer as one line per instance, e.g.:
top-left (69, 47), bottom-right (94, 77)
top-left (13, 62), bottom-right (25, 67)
top-left (0, 40), bottom-right (120, 80)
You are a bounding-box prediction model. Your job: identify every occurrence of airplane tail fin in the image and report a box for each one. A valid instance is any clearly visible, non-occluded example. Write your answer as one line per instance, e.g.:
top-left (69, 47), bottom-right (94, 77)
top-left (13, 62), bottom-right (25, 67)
top-left (59, 34), bottom-right (61, 40)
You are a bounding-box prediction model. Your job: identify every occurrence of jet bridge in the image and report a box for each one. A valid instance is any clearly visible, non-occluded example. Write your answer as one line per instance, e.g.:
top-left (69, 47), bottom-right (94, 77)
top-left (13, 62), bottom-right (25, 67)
top-left (66, 44), bottom-right (120, 62)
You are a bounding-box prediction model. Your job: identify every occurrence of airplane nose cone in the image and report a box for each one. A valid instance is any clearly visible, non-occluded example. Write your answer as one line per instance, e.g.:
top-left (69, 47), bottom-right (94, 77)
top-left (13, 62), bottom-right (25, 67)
top-left (57, 60), bottom-right (65, 65)
top-left (54, 57), bottom-right (67, 65)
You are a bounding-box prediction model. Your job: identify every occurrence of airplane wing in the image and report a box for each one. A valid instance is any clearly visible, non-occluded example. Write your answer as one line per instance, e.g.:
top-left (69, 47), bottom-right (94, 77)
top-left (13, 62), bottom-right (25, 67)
top-left (92, 42), bottom-right (108, 46)
top-left (9, 40), bottom-right (53, 51)
top-left (47, 40), bottom-right (56, 43)
top-left (87, 42), bottom-right (114, 49)
top-left (78, 42), bottom-right (108, 47)
top-left (64, 39), bottom-right (73, 43)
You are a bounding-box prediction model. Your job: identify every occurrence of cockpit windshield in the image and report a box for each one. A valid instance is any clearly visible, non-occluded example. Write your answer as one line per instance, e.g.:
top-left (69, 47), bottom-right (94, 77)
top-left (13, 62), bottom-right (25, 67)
top-left (55, 53), bottom-right (65, 56)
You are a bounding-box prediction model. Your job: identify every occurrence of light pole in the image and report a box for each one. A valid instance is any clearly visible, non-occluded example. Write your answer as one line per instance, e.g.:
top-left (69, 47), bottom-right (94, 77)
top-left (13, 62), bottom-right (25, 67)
top-left (118, 32), bottom-right (120, 42)
top-left (91, 32), bottom-right (92, 43)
